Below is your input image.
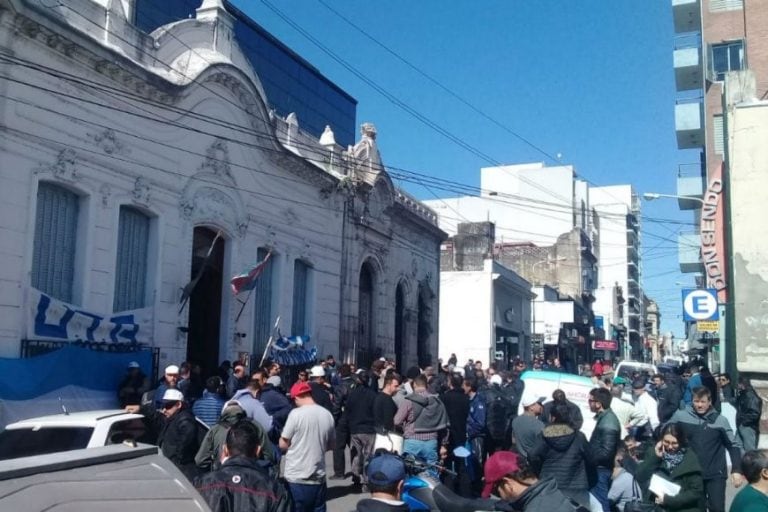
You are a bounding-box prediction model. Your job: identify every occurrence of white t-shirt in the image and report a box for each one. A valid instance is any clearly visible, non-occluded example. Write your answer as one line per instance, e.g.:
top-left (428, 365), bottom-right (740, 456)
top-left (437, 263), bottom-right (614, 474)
top-left (282, 403), bottom-right (335, 483)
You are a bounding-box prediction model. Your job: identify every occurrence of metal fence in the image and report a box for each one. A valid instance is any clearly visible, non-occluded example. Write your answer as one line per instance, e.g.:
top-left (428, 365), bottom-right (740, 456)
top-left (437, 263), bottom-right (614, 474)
top-left (20, 339), bottom-right (161, 383)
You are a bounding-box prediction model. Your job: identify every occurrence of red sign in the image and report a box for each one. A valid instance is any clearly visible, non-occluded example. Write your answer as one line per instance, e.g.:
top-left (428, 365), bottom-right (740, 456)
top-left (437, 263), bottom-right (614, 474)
top-left (593, 340), bottom-right (618, 351)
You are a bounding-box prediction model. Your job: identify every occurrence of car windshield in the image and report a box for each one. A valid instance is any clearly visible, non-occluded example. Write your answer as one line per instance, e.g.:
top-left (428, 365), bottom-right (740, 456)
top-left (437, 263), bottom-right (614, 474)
top-left (0, 427), bottom-right (94, 460)
top-left (618, 364), bottom-right (653, 379)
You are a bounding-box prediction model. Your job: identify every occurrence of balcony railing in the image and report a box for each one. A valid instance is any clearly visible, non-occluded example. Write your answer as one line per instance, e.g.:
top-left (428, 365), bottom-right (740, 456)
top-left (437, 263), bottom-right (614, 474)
top-left (672, 0), bottom-right (702, 34)
top-left (675, 98), bottom-right (705, 149)
top-left (673, 41), bottom-right (703, 92)
top-left (676, 174), bottom-right (705, 210)
top-left (678, 232), bottom-right (703, 274)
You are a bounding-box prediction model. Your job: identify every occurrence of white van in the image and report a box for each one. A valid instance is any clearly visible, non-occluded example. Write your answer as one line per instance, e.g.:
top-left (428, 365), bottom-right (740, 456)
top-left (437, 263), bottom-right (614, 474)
top-left (519, 371), bottom-right (598, 437)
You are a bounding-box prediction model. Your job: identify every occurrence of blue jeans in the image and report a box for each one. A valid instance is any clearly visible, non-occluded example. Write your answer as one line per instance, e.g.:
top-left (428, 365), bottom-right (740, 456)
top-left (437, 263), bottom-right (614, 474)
top-left (739, 425), bottom-right (759, 452)
top-left (288, 482), bottom-right (327, 512)
top-left (403, 438), bottom-right (438, 468)
top-left (590, 467), bottom-right (611, 512)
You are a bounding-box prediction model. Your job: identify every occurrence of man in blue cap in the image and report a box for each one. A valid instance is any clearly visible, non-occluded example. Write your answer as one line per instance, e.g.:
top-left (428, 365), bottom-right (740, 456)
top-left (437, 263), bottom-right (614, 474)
top-left (355, 452), bottom-right (408, 512)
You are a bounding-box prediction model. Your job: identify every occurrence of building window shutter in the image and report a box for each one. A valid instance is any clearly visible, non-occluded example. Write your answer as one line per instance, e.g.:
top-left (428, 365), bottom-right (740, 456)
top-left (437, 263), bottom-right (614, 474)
top-left (253, 247), bottom-right (274, 355)
top-left (291, 260), bottom-right (308, 335)
top-left (709, 0), bottom-right (743, 12)
top-left (32, 183), bottom-right (79, 303)
top-left (114, 206), bottom-right (150, 311)
top-left (713, 115), bottom-right (725, 156)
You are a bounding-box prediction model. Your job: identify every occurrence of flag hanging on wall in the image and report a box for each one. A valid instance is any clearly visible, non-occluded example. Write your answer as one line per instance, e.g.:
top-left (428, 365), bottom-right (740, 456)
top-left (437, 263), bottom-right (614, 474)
top-left (230, 251), bottom-right (272, 295)
top-left (179, 230), bottom-right (222, 314)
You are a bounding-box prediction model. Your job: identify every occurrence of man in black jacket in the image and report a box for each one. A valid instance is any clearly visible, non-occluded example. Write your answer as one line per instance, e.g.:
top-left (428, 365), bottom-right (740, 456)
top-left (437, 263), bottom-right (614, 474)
top-left (374, 372), bottom-right (401, 432)
top-left (309, 365), bottom-right (335, 413)
top-left (441, 373), bottom-right (471, 496)
top-left (129, 388), bottom-right (200, 481)
top-left (668, 386), bottom-right (744, 512)
top-left (652, 373), bottom-right (682, 424)
top-left (331, 364), bottom-right (356, 480)
top-left (737, 377), bottom-right (763, 452)
top-left (588, 387), bottom-right (621, 512)
top-left (346, 370), bottom-right (378, 490)
top-left (195, 420), bottom-right (291, 512)
top-left (252, 371), bottom-right (292, 440)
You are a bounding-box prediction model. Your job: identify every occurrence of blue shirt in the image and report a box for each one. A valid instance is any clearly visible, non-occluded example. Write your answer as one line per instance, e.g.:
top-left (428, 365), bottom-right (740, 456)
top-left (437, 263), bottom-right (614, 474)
top-left (192, 391), bottom-right (225, 427)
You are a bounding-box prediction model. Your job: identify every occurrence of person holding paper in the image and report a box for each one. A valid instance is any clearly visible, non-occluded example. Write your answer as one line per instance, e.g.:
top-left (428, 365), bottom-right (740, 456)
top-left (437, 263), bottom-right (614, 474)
top-left (636, 423), bottom-right (704, 512)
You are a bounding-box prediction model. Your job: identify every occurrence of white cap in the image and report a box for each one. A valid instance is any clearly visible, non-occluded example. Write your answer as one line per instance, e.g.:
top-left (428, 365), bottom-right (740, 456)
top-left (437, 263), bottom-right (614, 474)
top-left (164, 364), bottom-right (179, 375)
top-left (309, 365), bottom-right (326, 378)
top-left (490, 374), bottom-right (503, 386)
top-left (162, 389), bottom-right (184, 402)
top-left (521, 391), bottom-right (546, 408)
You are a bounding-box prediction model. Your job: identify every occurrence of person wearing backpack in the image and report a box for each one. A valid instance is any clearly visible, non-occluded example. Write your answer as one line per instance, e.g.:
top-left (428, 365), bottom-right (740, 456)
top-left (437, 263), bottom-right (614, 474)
top-left (195, 401), bottom-right (277, 473)
top-left (483, 374), bottom-right (514, 454)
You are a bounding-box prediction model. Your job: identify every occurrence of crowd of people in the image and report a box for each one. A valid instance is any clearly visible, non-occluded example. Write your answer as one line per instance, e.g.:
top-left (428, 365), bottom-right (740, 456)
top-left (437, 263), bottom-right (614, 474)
top-left (114, 354), bottom-right (766, 512)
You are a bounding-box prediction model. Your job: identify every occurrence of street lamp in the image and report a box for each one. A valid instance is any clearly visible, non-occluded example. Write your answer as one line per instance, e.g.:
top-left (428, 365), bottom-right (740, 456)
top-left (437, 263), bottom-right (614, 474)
top-left (642, 192), bottom-right (704, 206)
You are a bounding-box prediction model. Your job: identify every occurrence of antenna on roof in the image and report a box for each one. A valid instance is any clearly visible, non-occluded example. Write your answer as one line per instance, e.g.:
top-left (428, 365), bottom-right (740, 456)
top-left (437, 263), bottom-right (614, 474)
top-left (59, 397), bottom-right (69, 415)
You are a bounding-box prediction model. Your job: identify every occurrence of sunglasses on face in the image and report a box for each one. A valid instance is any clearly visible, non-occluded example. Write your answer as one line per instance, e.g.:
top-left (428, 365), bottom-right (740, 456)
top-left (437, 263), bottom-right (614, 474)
top-left (161, 401), bottom-right (179, 410)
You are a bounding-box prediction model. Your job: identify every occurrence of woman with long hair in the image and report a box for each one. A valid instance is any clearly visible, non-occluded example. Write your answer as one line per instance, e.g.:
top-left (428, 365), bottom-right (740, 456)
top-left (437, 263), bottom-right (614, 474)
top-left (635, 423), bottom-right (704, 511)
top-left (528, 402), bottom-right (593, 508)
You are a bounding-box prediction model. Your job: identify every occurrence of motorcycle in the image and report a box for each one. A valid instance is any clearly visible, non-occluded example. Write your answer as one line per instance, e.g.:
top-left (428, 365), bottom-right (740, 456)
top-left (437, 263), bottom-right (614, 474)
top-left (399, 448), bottom-right (497, 512)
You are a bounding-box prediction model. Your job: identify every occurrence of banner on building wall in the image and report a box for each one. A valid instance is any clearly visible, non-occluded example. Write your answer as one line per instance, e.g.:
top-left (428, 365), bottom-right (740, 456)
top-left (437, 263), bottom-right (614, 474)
top-left (27, 288), bottom-right (153, 344)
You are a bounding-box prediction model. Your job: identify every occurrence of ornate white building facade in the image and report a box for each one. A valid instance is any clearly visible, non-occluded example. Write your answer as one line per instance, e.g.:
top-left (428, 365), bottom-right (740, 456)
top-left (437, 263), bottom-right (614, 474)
top-left (0, 0), bottom-right (444, 375)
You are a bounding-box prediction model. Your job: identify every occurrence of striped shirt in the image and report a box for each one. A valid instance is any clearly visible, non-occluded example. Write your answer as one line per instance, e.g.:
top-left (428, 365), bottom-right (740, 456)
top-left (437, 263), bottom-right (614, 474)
top-left (192, 391), bottom-right (225, 427)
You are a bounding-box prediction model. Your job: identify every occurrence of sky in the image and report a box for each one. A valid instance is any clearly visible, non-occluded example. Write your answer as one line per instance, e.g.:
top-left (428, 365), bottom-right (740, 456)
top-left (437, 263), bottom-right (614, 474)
top-left (231, 0), bottom-right (699, 338)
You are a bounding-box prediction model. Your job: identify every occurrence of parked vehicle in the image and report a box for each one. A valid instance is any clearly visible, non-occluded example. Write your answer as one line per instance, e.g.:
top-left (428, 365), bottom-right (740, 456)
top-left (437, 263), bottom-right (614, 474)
top-left (0, 410), bottom-right (146, 460)
top-left (0, 443), bottom-right (211, 511)
top-left (614, 361), bottom-right (657, 381)
top-left (0, 409), bottom-right (208, 461)
top-left (400, 452), bottom-right (496, 511)
top-left (519, 371), bottom-right (597, 437)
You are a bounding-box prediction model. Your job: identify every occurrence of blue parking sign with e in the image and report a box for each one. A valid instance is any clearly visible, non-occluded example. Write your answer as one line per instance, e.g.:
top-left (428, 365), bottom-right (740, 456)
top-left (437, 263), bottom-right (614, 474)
top-left (682, 289), bottom-right (719, 322)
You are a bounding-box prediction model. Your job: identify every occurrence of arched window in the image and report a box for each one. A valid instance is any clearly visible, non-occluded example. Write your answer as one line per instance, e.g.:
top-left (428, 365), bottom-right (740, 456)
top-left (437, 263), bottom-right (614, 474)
top-left (32, 182), bottom-right (79, 302)
top-left (358, 263), bottom-right (375, 365)
top-left (114, 206), bottom-right (150, 311)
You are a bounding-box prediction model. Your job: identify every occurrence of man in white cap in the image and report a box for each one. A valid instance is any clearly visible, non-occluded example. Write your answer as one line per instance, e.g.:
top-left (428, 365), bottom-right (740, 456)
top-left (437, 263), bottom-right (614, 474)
top-left (128, 388), bottom-right (199, 479)
top-left (510, 390), bottom-right (546, 458)
top-left (154, 364), bottom-right (180, 408)
top-left (309, 364), bottom-right (334, 413)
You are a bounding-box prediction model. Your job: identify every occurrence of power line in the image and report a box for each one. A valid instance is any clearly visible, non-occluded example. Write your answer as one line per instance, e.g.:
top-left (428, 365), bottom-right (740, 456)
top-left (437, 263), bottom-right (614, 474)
top-left (313, 0), bottom-right (562, 164)
top-left (0, 49), bottom-right (691, 233)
